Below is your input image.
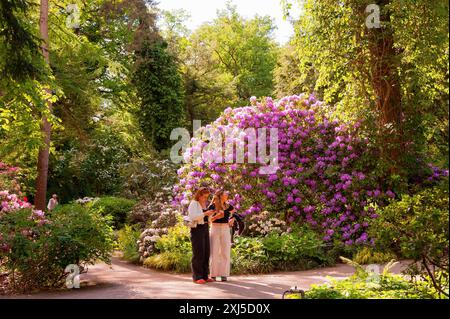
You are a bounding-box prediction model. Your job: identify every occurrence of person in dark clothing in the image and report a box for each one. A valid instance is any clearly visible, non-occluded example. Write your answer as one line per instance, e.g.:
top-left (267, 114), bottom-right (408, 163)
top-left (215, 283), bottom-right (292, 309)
top-left (187, 187), bottom-right (215, 284)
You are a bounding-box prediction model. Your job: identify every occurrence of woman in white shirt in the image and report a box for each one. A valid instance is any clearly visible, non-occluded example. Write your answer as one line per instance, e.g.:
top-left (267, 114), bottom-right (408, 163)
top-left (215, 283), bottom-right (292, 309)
top-left (188, 187), bottom-right (215, 284)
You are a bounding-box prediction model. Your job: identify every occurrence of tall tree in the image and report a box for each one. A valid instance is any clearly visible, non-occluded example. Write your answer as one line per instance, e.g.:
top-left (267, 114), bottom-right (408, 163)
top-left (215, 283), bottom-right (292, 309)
top-left (0, 0), bottom-right (42, 80)
top-left (196, 4), bottom-right (278, 105)
top-left (132, 40), bottom-right (185, 151)
top-left (284, 0), bottom-right (449, 176)
top-left (34, 0), bottom-right (51, 210)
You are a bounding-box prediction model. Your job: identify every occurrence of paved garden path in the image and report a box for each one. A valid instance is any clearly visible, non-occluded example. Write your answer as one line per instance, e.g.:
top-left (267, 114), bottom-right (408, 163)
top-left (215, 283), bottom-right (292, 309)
top-left (2, 258), bottom-right (410, 299)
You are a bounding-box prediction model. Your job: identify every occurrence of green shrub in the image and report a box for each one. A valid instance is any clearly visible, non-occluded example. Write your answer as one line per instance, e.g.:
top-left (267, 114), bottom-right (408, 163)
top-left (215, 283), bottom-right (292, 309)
top-left (117, 225), bottom-right (141, 264)
top-left (232, 226), bottom-right (331, 274)
top-left (305, 260), bottom-right (439, 299)
top-left (120, 157), bottom-right (177, 200)
top-left (0, 205), bottom-right (114, 293)
top-left (353, 247), bottom-right (397, 265)
top-left (154, 222), bottom-right (191, 254)
top-left (47, 130), bottom-right (131, 203)
top-left (144, 251), bottom-right (192, 273)
top-left (87, 196), bottom-right (136, 229)
top-left (231, 236), bottom-right (274, 274)
top-left (370, 180), bottom-right (449, 297)
top-left (262, 226), bottom-right (331, 269)
top-left (143, 223), bottom-right (192, 272)
top-left (142, 224), bottom-right (333, 275)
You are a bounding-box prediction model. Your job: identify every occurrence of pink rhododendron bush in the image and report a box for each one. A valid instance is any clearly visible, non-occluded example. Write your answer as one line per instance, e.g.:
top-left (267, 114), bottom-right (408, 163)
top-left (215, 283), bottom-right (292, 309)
top-left (0, 190), bottom-right (114, 293)
top-left (0, 162), bottom-right (22, 194)
top-left (175, 94), bottom-right (396, 245)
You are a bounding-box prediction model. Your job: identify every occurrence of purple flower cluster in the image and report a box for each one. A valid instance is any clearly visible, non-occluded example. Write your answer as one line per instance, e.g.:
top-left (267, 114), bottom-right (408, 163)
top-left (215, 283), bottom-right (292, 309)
top-left (174, 94), bottom-right (398, 244)
top-left (426, 164), bottom-right (449, 183)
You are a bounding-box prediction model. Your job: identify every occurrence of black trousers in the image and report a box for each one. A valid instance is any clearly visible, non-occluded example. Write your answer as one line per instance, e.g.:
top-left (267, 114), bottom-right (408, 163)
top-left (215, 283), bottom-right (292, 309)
top-left (190, 223), bottom-right (210, 281)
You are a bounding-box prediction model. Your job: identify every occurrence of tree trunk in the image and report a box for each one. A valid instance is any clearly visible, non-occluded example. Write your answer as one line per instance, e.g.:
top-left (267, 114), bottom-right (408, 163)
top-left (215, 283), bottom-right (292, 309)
top-left (34, 0), bottom-right (52, 210)
top-left (369, 0), bottom-right (403, 171)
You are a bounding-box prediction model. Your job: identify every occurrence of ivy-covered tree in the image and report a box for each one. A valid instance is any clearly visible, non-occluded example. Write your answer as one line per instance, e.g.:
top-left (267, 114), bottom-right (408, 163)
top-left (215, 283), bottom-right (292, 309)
top-left (132, 40), bottom-right (185, 151)
top-left (283, 0), bottom-right (449, 178)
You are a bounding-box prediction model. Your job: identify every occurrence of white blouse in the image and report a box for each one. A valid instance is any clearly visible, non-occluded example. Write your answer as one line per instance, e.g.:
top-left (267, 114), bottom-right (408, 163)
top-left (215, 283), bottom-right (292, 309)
top-left (188, 200), bottom-right (205, 225)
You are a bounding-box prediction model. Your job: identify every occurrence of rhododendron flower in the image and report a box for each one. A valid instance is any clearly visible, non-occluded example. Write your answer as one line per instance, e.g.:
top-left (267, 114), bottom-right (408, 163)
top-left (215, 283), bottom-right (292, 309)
top-left (174, 94), bottom-right (449, 245)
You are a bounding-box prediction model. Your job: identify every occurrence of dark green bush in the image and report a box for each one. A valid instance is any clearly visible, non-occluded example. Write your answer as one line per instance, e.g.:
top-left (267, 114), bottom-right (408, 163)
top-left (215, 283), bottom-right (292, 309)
top-left (370, 179), bottom-right (449, 297)
top-left (231, 236), bottom-right (273, 274)
top-left (47, 130), bottom-right (131, 203)
top-left (0, 205), bottom-right (114, 293)
top-left (262, 225), bottom-right (331, 269)
top-left (88, 196), bottom-right (136, 229)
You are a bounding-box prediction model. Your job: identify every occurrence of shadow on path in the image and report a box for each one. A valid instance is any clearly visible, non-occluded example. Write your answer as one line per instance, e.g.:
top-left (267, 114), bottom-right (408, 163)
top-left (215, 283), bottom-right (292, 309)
top-left (1, 257), bottom-right (411, 299)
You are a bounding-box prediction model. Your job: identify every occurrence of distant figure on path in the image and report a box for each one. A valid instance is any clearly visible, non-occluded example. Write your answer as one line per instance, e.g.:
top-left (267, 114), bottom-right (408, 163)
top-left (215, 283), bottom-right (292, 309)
top-left (47, 194), bottom-right (58, 211)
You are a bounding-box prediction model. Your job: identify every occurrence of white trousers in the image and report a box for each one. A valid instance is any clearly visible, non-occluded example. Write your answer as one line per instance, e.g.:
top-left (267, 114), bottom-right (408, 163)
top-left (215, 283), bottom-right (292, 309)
top-left (210, 223), bottom-right (231, 277)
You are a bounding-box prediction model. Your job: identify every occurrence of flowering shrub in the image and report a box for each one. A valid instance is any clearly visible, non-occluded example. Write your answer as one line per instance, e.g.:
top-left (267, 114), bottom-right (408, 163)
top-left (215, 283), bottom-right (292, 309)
top-left (0, 201), bottom-right (114, 293)
top-left (175, 94), bottom-right (396, 245)
top-left (143, 222), bottom-right (192, 273)
top-left (425, 164), bottom-right (449, 184)
top-left (0, 162), bottom-right (22, 194)
top-left (246, 211), bottom-right (289, 237)
top-left (133, 196), bottom-right (180, 260)
top-left (75, 197), bottom-right (99, 204)
top-left (0, 190), bottom-right (32, 215)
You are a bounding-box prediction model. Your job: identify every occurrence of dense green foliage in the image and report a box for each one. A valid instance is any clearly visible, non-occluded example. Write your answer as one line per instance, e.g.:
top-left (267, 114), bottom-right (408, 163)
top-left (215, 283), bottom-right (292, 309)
top-left (0, 204), bottom-right (114, 293)
top-left (352, 247), bottom-right (396, 265)
top-left (0, 0), bottom-right (448, 299)
top-left (117, 225), bottom-right (141, 264)
top-left (304, 263), bottom-right (438, 299)
top-left (170, 4), bottom-right (279, 126)
top-left (48, 130), bottom-right (132, 202)
top-left (370, 180), bottom-right (449, 297)
top-left (0, 0), bottom-right (43, 80)
top-left (86, 196), bottom-right (137, 230)
top-left (143, 222), bottom-right (192, 273)
top-left (143, 223), bottom-right (332, 274)
top-left (288, 0), bottom-right (448, 175)
top-left (232, 226), bottom-right (331, 274)
top-left (132, 40), bottom-right (185, 151)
